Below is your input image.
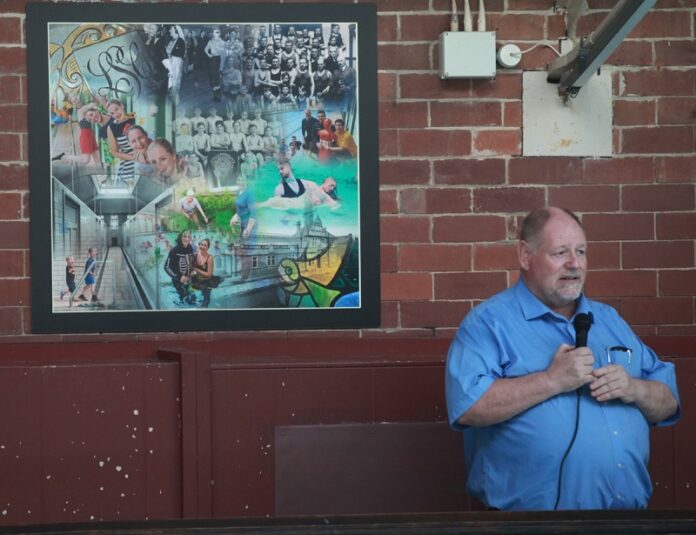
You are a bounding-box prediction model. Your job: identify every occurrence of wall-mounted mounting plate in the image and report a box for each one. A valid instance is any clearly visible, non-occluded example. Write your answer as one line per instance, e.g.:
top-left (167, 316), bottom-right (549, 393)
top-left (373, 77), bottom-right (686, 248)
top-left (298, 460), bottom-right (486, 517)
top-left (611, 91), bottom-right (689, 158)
top-left (522, 70), bottom-right (612, 157)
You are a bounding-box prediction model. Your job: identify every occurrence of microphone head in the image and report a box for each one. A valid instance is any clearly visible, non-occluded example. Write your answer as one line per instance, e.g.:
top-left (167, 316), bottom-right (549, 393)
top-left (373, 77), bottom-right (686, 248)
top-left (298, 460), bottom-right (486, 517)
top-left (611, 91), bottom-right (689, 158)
top-left (573, 312), bottom-right (593, 348)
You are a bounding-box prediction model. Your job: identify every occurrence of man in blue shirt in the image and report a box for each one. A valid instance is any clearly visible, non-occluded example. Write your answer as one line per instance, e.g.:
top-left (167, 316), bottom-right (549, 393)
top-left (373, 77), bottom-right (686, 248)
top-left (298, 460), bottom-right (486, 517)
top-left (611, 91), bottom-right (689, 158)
top-left (445, 207), bottom-right (679, 511)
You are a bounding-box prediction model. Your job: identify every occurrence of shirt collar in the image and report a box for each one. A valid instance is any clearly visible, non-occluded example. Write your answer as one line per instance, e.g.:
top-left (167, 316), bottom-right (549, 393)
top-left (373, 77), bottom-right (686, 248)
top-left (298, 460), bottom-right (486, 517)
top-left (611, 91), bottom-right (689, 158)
top-left (514, 277), bottom-right (591, 322)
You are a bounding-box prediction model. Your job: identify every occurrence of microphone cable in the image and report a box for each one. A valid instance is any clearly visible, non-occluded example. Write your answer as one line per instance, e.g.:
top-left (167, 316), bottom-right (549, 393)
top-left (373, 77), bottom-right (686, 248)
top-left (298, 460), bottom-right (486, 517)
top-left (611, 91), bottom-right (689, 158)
top-left (553, 388), bottom-right (582, 510)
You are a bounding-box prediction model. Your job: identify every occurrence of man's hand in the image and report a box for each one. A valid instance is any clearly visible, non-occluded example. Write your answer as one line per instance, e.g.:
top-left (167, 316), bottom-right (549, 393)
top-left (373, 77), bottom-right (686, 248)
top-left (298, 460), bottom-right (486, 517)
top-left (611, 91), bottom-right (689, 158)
top-left (545, 343), bottom-right (595, 394)
top-left (590, 365), bottom-right (634, 403)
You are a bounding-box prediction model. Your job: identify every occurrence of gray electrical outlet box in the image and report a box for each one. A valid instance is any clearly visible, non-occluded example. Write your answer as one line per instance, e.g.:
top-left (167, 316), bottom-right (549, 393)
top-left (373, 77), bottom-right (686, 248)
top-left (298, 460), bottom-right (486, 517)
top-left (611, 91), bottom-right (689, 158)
top-left (439, 31), bottom-right (497, 79)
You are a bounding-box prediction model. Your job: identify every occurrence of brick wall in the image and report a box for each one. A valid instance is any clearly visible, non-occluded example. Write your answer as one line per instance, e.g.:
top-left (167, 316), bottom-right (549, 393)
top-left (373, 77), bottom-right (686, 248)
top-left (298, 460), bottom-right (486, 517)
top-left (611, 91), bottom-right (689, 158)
top-left (0, 0), bottom-right (694, 341)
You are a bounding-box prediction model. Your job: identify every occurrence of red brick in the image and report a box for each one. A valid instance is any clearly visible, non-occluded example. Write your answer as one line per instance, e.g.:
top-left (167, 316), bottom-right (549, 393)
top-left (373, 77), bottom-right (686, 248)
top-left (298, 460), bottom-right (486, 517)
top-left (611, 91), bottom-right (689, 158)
top-left (656, 213), bottom-right (696, 239)
top-left (379, 300), bottom-right (398, 329)
top-left (0, 104), bottom-right (26, 133)
top-left (655, 40), bottom-right (696, 67)
top-left (588, 242), bottom-right (621, 269)
top-left (380, 189), bottom-right (398, 214)
top-left (504, 0), bottom-right (552, 9)
top-left (486, 14), bottom-right (546, 40)
top-left (473, 244), bottom-right (519, 270)
top-left (400, 300), bottom-right (471, 329)
top-left (548, 185), bottom-right (620, 212)
top-left (656, 156), bottom-right (696, 183)
top-left (547, 13), bottom-right (566, 41)
top-left (433, 158), bottom-right (505, 185)
top-left (400, 244), bottom-right (472, 271)
top-left (400, 188), bottom-right (427, 214)
top-left (582, 157), bottom-right (654, 184)
top-left (509, 157), bottom-right (582, 185)
top-left (376, 0), bottom-right (431, 11)
top-left (433, 215), bottom-right (506, 242)
top-left (381, 244), bottom-right (398, 272)
top-left (0, 250), bottom-right (24, 277)
top-left (432, 0), bottom-right (505, 10)
top-left (378, 73), bottom-right (397, 101)
top-left (0, 133), bottom-right (21, 161)
top-left (629, 11), bottom-right (692, 39)
top-left (576, 12), bottom-right (609, 36)
top-left (381, 215), bottom-right (431, 243)
top-left (0, 278), bottom-right (29, 306)
top-left (607, 41), bottom-right (653, 67)
top-left (657, 325), bottom-right (696, 335)
top-left (400, 74), bottom-right (470, 99)
top-left (473, 186), bottom-right (544, 213)
top-left (0, 17), bottom-right (21, 45)
top-left (659, 270), bottom-right (696, 296)
top-left (402, 188), bottom-right (472, 215)
top-left (378, 14), bottom-right (398, 41)
top-left (621, 70), bottom-right (695, 97)
top-left (0, 221), bottom-right (28, 248)
top-left (583, 213), bottom-right (654, 241)
top-left (0, 307), bottom-right (22, 335)
top-left (379, 101), bottom-right (429, 129)
top-left (613, 100), bottom-right (655, 126)
top-left (622, 126), bottom-right (693, 154)
top-left (0, 76), bottom-right (21, 104)
top-left (473, 130), bottom-right (521, 156)
top-left (431, 102), bottom-right (502, 127)
top-left (0, 164), bottom-right (29, 191)
top-left (503, 101), bottom-right (522, 127)
top-left (622, 241), bottom-right (694, 269)
top-left (379, 43), bottom-right (431, 70)
top-left (620, 297), bottom-right (693, 325)
top-left (426, 188), bottom-right (472, 214)
top-left (658, 97), bottom-right (696, 125)
top-left (0, 193), bottom-right (22, 219)
top-left (379, 128), bottom-right (399, 157)
top-left (380, 159), bottom-right (430, 186)
top-left (400, 14), bottom-right (449, 41)
top-left (585, 271), bottom-right (657, 297)
top-left (470, 74), bottom-right (522, 99)
top-left (399, 129), bottom-right (471, 157)
top-left (0, 47), bottom-right (25, 75)
top-left (381, 272), bottom-right (432, 300)
top-left (435, 272), bottom-right (508, 300)
top-left (622, 184), bottom-right (695, 212)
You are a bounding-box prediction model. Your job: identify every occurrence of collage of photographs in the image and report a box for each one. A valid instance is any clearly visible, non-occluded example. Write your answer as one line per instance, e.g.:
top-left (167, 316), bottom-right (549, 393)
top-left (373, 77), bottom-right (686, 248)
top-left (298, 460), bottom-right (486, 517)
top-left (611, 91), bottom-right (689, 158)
top-left (49, 20), bottom-right (362, 312)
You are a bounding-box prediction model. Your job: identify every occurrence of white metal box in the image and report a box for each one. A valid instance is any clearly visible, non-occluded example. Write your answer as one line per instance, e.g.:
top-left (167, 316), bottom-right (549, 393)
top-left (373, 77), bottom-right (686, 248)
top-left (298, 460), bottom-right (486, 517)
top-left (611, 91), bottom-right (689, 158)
top-left (438, 31), bottom-right (496, 79)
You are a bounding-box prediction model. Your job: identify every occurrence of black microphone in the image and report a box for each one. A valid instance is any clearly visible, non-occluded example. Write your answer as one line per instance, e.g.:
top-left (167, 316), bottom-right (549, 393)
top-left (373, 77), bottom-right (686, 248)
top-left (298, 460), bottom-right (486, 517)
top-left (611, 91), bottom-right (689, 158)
top-left (573, 312), bottom-right (593, 347)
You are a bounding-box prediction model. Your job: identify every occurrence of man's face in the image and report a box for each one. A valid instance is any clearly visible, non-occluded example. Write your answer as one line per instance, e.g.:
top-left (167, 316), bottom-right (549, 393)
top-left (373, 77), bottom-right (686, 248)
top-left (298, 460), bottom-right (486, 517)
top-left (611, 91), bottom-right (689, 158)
top-left (278, 164), bottom-right (291, 179)
top-left (520, 212), bottom-right (587, 316)
top-left (335, 121), bottom-right (345, 133)
top-left (317, 111), bottom-right (325, 122)
top-left (181, 232), bottom-right (191, 246)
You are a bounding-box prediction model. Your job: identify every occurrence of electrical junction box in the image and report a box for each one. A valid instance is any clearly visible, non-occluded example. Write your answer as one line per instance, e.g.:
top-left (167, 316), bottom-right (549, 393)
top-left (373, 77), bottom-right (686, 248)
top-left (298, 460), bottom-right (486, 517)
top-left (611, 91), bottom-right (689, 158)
top-left (439, 31), bottom-right (496, 79)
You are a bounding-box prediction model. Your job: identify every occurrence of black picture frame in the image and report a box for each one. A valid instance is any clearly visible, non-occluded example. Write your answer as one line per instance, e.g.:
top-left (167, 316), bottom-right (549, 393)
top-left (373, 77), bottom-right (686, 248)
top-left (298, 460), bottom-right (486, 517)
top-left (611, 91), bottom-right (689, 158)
top-left (27, 2), bottom-right (379, 333)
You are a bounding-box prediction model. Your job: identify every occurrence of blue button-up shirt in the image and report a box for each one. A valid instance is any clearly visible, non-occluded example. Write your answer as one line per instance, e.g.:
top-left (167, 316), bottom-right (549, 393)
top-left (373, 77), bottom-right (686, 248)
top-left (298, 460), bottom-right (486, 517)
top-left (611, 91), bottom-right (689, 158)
top-left (445, 279), bottom-right (680, 510)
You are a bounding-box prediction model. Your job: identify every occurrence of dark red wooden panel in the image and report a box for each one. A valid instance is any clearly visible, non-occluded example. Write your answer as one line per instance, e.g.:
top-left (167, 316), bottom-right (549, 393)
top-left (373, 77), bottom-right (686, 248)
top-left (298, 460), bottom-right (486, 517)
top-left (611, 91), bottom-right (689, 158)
top-left (673, 357), bottom-right (696, 508)
top-left (0, 367), bottom-right (43, 525)
top-left (0, 362), bottom-right (181, 526)
top-left (208, 367), bottom-right (374, 518)
top-left (275, 422), bottom-right (468, 515)
top-left (374, 365), bottom-right (447, 422)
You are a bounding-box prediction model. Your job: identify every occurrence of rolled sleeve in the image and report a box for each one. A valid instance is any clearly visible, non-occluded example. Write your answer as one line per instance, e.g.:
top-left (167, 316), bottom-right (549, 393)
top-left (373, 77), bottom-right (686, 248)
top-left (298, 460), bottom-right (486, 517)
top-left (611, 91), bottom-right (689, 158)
top-left (445, 313), bottom-right (503, 429)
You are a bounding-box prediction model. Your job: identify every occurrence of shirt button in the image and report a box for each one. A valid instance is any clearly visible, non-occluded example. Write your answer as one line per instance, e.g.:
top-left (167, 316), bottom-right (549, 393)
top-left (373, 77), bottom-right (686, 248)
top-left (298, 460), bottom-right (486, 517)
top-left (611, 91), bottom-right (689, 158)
top-left (617, 463), bottom-right (623, 469)
top-left (617, 494), bottom-right (623, 500)
top-left (613, 430), bottom-right (619, 436)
